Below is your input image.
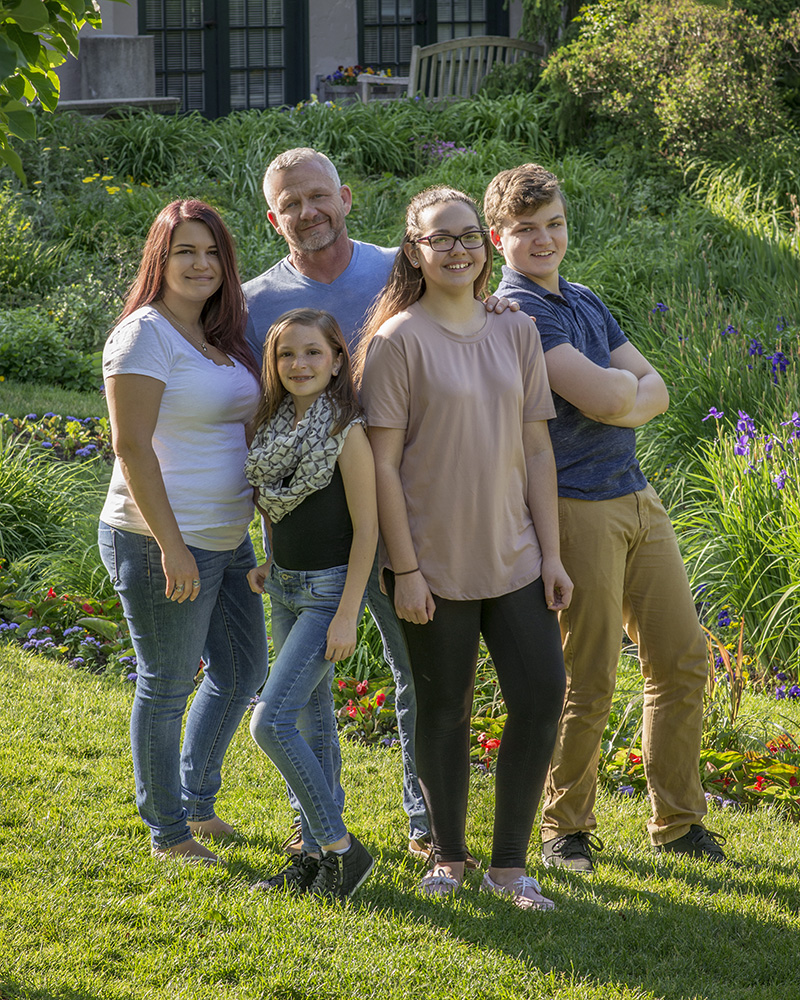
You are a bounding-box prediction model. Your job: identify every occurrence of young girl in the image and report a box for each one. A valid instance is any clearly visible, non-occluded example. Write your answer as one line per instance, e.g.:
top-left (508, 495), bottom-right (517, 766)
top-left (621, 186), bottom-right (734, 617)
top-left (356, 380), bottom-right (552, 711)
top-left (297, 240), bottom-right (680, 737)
top-left (356, 187), bottom-right (571, 909)
top-left (246, 307), bottom-right (378, 899)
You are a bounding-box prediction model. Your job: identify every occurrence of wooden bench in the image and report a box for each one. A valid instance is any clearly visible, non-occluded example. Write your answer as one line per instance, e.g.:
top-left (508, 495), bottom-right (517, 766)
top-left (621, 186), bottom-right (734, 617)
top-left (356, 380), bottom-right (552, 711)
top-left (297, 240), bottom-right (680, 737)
top-left (406, 35), bottom-right (544, 101)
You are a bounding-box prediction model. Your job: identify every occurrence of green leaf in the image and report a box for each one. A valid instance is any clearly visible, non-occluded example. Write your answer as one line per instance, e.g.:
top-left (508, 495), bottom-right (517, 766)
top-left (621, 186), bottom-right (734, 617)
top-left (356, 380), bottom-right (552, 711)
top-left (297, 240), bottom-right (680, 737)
top-left (5, 0), bottom-right (50, 32)
top-left (4, 23), bottom-right (41, 64)
top-left (77, 617), bottom-right (122, 641)
top-left (0, 138), bottom-right (24, 182)
top-left (24, 66), bottom-right (58, 110)
top-left (3, 74), bottom-right (23, 99)
top-left (5, 107), bottom-right (34, 138)
top-left (0, 33), bottom-right (18, 79)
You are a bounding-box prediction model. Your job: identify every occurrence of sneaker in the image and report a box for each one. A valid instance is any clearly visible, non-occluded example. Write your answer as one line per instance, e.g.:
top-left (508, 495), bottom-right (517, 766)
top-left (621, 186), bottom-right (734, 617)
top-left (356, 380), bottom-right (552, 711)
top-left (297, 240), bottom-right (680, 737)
top-left (251, 852), bottom-right (320, 893)
top-left (481, 871), bottom-right (555, 911)
top-left (542, 832), bottom-right (604, 873)
top-left (655, 825), bottom-right (727, 862)
top-left (408, 834), bottom-right (481, 870)
top-left (309, 835), bottom-right (374, 900)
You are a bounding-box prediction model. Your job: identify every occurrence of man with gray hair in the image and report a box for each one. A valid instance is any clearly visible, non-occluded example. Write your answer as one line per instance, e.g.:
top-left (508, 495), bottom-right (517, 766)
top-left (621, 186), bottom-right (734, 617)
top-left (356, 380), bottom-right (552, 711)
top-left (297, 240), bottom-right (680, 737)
top-left (243, 147), bottom-right (430, 858)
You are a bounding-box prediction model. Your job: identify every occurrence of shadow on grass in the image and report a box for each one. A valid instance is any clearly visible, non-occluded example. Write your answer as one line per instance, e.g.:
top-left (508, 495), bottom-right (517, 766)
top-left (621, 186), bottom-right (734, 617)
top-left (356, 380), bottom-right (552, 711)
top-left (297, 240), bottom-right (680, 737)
top-left (350, 846), bottom-right (798, 1000)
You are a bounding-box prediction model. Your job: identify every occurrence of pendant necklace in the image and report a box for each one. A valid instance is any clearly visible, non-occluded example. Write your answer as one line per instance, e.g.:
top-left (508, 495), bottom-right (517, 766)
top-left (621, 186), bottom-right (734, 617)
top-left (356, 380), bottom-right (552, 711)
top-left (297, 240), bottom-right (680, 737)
top-left (160, 301), bottom-right (209, 354)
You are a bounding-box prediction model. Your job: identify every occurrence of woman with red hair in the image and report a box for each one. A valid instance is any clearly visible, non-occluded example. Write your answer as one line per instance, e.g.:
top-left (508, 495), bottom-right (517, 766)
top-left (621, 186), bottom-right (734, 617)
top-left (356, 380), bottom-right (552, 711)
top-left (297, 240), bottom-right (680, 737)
top-left (98, 200), bottom-right (268, 864)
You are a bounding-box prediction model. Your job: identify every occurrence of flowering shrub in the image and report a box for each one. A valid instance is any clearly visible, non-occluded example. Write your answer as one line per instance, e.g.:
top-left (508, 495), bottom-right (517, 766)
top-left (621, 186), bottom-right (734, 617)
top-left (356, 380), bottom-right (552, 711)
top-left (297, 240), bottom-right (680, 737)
top-left (333, 675), bottom-right (396, 744)
top-left (325, 66), bottom-right (390, 85)
top-left (677, 409), bottom-right (800, 680)
top-left (0, 412), bottom-right (112, 461)
top-left (600, 738), bottom-right (800, 820)
top-left (417, 138), bottom-right (478, 164)
top-left (0, 567), bottom-right (135, 679)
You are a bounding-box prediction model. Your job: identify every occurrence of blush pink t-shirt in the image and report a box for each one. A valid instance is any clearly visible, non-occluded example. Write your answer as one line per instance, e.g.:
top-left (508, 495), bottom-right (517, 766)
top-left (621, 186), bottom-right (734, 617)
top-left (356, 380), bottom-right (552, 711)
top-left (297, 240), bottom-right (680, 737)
top-left (361, 302), bottom-right (556, 600)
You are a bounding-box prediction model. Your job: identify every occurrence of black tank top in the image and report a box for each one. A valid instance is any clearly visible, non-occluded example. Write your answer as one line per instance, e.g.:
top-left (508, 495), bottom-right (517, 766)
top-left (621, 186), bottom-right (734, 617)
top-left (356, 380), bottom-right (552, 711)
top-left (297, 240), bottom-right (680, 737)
top-left (271, 463), bottom-right (353, 570)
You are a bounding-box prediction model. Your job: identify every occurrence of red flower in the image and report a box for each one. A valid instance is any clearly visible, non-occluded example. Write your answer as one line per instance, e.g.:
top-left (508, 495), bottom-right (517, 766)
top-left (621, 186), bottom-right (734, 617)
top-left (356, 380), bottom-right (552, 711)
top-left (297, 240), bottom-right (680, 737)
top-left (484, 738), bottom-right (501, 751)
top-left (790, 775), bottom-right (798, 788)
top-left (629, 753), bottom-right (642, 765)
top-left (375, 692), bottom-right (386, 707)
top-left (46, 587), bottom-right (57, 600)
top-left (754, 774), bottom-right (766, 791)
top-left (356, 680), bottom-right (369, 696)
top-left (338, 679), bottom-right (347, 690)
top-left (81, 603), bottom-right (95, 614)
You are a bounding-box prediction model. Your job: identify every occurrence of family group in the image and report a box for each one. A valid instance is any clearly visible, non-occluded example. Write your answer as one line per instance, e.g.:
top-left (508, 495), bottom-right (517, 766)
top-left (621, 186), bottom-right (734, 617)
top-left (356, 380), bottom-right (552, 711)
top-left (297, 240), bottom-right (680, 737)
top-left (97, 147), bottom-right (728, 911)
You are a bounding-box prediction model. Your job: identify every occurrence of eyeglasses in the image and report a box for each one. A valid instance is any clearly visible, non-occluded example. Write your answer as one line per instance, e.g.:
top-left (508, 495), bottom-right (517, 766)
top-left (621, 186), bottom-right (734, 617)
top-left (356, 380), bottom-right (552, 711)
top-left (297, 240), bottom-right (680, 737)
top-left (413, 230), bottom-right (487, 252)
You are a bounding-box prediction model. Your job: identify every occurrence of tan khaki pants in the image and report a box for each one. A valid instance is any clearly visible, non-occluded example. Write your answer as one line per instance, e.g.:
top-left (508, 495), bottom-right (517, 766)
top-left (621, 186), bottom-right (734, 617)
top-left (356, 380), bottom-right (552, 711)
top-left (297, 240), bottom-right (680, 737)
top-left (541, 484), bottom-right (708, 846)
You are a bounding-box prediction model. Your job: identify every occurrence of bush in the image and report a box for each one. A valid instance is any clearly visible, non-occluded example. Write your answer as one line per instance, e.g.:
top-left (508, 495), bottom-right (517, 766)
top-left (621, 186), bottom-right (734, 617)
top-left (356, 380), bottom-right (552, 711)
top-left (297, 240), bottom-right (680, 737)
top-left (478, 57), bottom-right (544, 99)
top-left (543, 0), bottom-right (800, 158)
top-left (0, 308), bottom-right (97, 390)
top-left (0, 185), bottom-right (59, 306)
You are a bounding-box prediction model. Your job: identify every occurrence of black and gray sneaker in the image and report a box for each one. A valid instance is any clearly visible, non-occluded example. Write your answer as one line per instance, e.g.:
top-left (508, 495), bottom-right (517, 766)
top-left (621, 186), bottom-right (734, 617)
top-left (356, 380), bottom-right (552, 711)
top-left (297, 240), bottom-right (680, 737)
top-left (542, 832), bottom-right (604, 873)
top-left (655, 825), bottom-right (727, 862)
top-left (251, 852), bottom-right (320, 893)
top-left (309, 834), bottom-right (374, 900)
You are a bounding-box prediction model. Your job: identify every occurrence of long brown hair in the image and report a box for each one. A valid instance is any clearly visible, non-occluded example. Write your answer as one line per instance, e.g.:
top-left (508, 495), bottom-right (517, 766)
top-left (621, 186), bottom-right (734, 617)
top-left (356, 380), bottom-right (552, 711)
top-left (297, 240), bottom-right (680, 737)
top-left (252, 309), bottom-right (362, 436)
top-left (117, 199), bottom-right (259, 378)
top-left (354, 186), bottom-right (493, 380)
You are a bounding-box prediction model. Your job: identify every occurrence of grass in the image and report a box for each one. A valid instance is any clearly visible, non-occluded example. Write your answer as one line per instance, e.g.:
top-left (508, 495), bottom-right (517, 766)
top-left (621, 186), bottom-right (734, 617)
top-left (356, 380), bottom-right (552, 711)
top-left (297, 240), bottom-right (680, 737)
top-left (1, 646), bottom-right (799, 1000)
top-left (0, 380), bottom-right (107, 420)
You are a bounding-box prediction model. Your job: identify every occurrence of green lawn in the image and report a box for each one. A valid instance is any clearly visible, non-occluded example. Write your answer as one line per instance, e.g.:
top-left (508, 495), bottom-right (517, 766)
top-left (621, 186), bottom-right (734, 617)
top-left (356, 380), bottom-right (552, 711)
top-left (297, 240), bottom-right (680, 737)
top-left (1, 646), bottom-right (798, 1000)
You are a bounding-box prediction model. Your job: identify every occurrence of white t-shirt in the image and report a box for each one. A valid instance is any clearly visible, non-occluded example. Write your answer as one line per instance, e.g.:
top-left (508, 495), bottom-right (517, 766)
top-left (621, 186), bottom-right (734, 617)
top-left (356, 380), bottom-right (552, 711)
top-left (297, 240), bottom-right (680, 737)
top-left (100, 306), bottom-right (261, 551)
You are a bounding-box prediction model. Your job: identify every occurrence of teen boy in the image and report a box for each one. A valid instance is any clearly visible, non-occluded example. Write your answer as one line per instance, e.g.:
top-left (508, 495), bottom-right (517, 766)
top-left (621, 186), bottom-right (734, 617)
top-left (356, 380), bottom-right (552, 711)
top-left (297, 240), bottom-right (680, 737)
top-left (485, 164), bottom-right (727, 870)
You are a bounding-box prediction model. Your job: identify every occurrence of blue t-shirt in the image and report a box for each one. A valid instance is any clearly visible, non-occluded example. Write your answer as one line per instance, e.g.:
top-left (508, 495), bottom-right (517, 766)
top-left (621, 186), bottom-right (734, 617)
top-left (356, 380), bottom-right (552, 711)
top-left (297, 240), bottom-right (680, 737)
top-left (243, 240), bottom-right (397, 361)
top-left (495, 266), bottom-right (647, 501)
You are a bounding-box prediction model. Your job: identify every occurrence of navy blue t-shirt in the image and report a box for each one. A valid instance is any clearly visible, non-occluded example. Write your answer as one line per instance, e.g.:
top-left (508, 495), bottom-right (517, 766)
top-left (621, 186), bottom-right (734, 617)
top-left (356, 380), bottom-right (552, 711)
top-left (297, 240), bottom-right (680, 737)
top-left (495, 266), bottom-right (647, 501)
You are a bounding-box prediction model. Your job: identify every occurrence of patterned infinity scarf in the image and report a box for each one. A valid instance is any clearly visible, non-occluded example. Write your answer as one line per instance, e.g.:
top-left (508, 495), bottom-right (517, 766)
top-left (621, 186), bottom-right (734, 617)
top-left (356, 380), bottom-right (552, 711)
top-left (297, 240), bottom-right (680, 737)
top-left (244, 392), bottom-right (361, 523)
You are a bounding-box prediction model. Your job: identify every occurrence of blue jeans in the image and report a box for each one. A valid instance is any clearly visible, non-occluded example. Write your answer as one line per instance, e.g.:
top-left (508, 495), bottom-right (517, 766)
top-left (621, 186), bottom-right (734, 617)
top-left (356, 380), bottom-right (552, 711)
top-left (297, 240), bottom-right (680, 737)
top-left (98, 522), bottom-right (268, 850)
top-left (250, 562), bottom-right (362, 852)
top-left (366, 559), bottom-right (429, 840)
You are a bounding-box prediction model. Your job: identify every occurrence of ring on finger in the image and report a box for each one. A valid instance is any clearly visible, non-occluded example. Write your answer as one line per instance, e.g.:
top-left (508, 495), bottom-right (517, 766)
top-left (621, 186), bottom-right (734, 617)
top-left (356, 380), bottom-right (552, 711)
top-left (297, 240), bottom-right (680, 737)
top-left (192, 579), bottom-right (201, 588)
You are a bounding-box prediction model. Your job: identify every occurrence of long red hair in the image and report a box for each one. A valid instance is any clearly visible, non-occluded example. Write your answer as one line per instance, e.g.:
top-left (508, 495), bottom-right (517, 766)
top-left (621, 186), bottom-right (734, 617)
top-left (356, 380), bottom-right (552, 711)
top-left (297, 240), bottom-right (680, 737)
top-left (118, 199), bottom-right (259, 378)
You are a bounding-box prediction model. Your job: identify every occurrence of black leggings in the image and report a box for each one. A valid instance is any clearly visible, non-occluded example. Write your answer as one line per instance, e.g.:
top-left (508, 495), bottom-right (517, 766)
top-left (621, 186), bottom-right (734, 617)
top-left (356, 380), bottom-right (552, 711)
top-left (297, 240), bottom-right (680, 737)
top-left (389, 575), bottom-right (566, 869)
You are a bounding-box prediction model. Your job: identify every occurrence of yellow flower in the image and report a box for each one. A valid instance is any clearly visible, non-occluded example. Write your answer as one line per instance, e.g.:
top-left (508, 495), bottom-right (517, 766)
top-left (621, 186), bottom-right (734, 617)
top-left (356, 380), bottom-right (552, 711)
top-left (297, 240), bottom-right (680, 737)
top-left (141, 182), bottom-right (150, 188)
top-left (82, 176), bottom-right (96, 183)
top-left (59, 146), bottom-right (69, 150)
top-left (126, 187), bottom-right (133, 194)
top-left (43, 147), bottom-right (51, 151)
top-left (0, 375), bottom-right (5, 382)
top-left (101, 175), bottom-right (113, 181)
top-left (106, 186), bottom-right (120, 194)
top-left (33, 180), bottom-right (42, 185)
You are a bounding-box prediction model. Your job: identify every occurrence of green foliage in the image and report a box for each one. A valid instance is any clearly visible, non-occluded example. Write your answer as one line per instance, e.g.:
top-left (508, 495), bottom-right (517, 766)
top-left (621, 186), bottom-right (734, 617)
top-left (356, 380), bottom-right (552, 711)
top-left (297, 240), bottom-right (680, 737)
top-left (520, 0), bottom-right (585, 49)
top-left (0, 182), bottom-right (59, 303)
top-left (0, 307), bottom-right (97, 389)
top-left (543, 0), bottom-right (799, 158)
top-left (0, 0), bottom-right (106, 181)
top-left (43, 277), bottom-right (121, 354)
top-left (0, 433), bottom-right (101, 563)
top-left (673, 415), bottom-right (800, 679)
top-left (477, 57), bottom-right (543, 98)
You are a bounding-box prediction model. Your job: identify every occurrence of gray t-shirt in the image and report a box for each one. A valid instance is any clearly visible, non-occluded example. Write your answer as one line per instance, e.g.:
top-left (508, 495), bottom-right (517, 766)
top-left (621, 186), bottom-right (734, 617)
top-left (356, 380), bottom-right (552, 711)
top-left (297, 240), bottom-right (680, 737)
top-left (495, 266), bottom-right (647, 501)
top-left (242, 240), bottom-right (397, 360)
